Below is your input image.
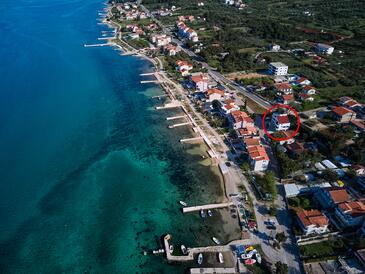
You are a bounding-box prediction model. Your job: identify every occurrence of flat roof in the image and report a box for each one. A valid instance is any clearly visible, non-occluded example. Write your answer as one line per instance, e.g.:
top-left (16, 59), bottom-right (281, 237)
top-left (270, 62), bottom-right (288, 67)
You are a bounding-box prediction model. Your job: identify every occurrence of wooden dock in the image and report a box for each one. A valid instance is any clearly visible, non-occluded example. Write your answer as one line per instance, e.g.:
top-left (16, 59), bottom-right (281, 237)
top-left (182, 202), bottom-right (233, 213)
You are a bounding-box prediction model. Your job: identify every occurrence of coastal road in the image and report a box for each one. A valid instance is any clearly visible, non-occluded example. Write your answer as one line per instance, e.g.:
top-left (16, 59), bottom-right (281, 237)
top-left (138, 3), bottom-right (302, 272)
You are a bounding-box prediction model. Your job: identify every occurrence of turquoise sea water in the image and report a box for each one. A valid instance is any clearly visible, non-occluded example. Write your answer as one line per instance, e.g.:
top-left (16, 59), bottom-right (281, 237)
top-left (0, 0), bottom-right (239, 273)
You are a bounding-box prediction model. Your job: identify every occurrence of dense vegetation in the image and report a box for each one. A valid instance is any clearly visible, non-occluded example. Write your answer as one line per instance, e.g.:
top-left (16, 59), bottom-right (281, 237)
top-left (141, 0), bottom-right (365, 102)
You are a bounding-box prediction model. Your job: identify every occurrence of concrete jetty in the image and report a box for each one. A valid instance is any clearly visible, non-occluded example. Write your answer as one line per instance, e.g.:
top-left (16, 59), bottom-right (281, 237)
top-left (163, 234), bottom-right (257, 262)
top-left (151, 94), bottom-right (167, 99)
top-left (180, 137), bottom-right (204, 143)
top-left (168, 122), bottom-right (192, 129)
top-left (141, 80), bottom-right (160, 84)
top-left (190, 268), bottom-right (236, 274)
top-left (156, 100), bottom-right (181, 110)
top-left (182, 202), bottom-right (233, 213)
top-left (166, 115), bottom-right (186, 121)
top-left (140, 72), bottom-right (156, 76)
top-left (84, 43), bottom-right (111, 47)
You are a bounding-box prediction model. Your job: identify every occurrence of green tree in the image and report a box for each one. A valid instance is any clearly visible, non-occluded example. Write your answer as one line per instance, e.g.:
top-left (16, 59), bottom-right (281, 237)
top-left (275, 261), bottom-right (288, 274)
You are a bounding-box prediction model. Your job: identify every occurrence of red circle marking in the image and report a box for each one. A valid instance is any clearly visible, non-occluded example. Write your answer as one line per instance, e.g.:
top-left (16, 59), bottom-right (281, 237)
top-left (261, 104), bottom-right (301, 141)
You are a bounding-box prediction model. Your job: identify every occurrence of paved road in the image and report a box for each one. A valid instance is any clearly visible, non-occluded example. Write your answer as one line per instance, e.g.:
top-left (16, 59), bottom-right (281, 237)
top-left (138, 3), bottom-right (303, 273)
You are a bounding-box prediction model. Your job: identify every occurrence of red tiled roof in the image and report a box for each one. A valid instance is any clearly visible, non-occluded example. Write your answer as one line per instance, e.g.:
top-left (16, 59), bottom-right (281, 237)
top-left (275, 115), bottom-right (290, 124)
top-left (191, 73), bottom-right (208, 83)
top-left (287, 142), bottom-right (304, 153)
top-left (329, 189), bottom-right (350, 203)
top-left (247, 145), bottom-right (269, 161)
top-left (297, 209), bottom-right (329, 228)
top-left (303, 85), bottom-right (315, 91)
top-left (296, 77), bottom-right (308, 83)
top-left (231, 110), bottom-right (253, 124)
top-left (332, 106), bottom-right (354, 116)
top-left (338, 201), bottom-right (365, 217)
top-left (345, 100), bottom-right (360, 108)
top-left (282, 94), bottom-right (294, 101)
top-left (207, 88), bottom-right (224, 96)
top-left (275, 83), bottom-right (292, 90)
top-left (244, 137), bottom-right (261, 146)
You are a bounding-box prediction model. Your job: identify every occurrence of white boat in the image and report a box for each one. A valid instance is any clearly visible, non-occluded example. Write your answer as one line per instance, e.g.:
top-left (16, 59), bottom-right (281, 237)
top-left (212, 237), bottom-right (220, 245)
top-left (200, 209), bottom-right (206, 218)
top-left (179, 201), bottom-right (187, 207)
top-left (169, 245), bottom-right (174, 253)
top-left (207, 209), bottom-right (213, 217)
top-left (181, 245), bottom-right (188, 255)
top-left (218, 252), bottom-right (224, 263)
top-left (197, 253), bottom-right (203, 265)
top-left (255, 252), bottom-right (262, 264)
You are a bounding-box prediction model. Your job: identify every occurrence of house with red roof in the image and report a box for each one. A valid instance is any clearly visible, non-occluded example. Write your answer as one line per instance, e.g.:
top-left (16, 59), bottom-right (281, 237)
top-left (315, 187), bottom-right (351, 209)
top-left (271, 113), bottom-right (290, 131)
top-left (229, 110), bottom-right (254, 129)
top-left (286, 142), bottom-right (305, 157)
top-left (339, 97), bottom-right (362, 109)
top-left (303, 85), bottom-right (316, 95)
top-left (190, 73), bottom-right (209, 92)
top-left (280, 94), bottom-right (295, 104)
top-left (164, 44), bottom-right (179, 56)
top-left (206, 88), bottom-right (225, 101)
top-left (296, 77), bottom-right (311, 86)
top-left (335, 200), bottom-right (365, 229)
top-left (247, 144), bottom-right (270, 171)
top-left (175, 60), bottom-right (193, 76)
top-left (220, 99), bottom-right (240, 115)
top-left (275, 83), bottom-right (293, 94)
top-left (237, 126), bottom-right (258, 138)
top-left (297, 209), bottom-right (329, 235)
top-left (332, 106), bottom-right (356, 122)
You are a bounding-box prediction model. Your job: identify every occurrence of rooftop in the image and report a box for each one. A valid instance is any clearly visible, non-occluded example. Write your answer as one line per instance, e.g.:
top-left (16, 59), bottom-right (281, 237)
top-left (338, 201), bottom-right (365, 217)
top-left (297, 209), bottom-right (329, 228)
top-left (270, 62), bottom-right (287, 68)
top-left (329, 188), bottom-right (350, 203)
top-left (332, 106), bottom-right (354, 116)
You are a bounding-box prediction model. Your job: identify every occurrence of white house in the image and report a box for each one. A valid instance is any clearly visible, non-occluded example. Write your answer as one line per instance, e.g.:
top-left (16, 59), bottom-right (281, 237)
top-left (247, 145), bottom-right (269, 171)
top-left (271, 113), bottom-right (290, 131)
top-left (150, 34), bottom-right (171, 46)
top-left (315, 43), bottom-right (334, 55)
top-left (303, 85), bottom-right (316, 95)
top-left (175, 60), bottom-right (193, 76)
top-left (296, 77), bottom-right (311, 86)
top-left (297, 209), bottom-right (329, 236)
top-left (220, 99), bottom-right (240, 116)
top-left (268, 62), bottom-right (288, 76)
top-left (190, 73), bottom-right (209, 92)
top-left (206, 88), bottom-right (224, 101)
top-left (229, 110), bottom-right (254, 129)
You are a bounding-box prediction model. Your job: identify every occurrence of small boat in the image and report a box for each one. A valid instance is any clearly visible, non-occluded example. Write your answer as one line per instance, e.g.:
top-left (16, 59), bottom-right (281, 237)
top-left (218, 252), bottom-right (224, 263)
top-left (241, 253), bottom-right (252, 260)
top-left (179, 201), bottom-right (187, 207)
top-left (245, 258), bottom-right (256, 265)
top-left (169, 245), bottom-right (174, 253)
top-left (200, 209), bottom-right (206, 218)
top-left (181, 245), bottom-right (188, 255)
top-left (207, 209), bottom-right (213, 217)
top-left (197, 253), bottom-right (203, 265)
top-left (212, 237), bottom-right (221, 245)
top-left (255, 252), bottom-right (262, 264)
top-left (245, 246), bottom-right (254, 252)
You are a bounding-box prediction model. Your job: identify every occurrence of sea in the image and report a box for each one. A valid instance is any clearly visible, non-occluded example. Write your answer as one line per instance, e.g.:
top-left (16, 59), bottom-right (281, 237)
top-left (0, 0), bottom-right (240, 273)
